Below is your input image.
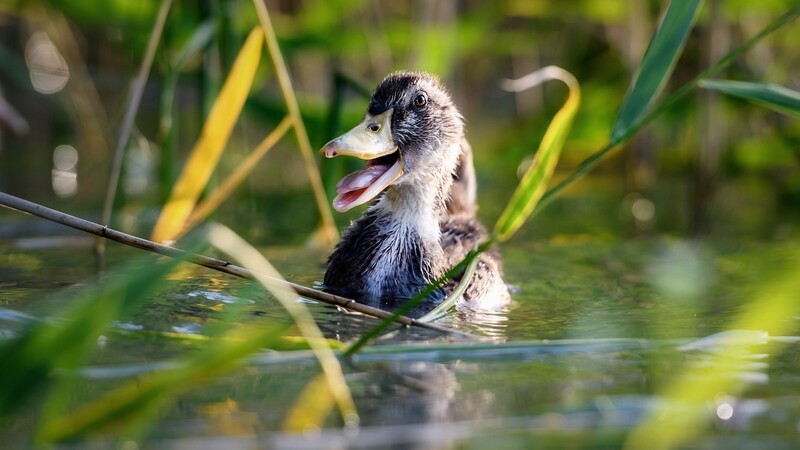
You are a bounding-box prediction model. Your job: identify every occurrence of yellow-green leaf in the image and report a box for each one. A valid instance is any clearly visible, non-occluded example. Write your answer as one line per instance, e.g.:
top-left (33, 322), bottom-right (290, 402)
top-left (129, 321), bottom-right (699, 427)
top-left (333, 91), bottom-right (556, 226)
top-left (494, 66), bottom-right (580, 242)
top-left (207, 225), bottom-right (358, 429)
top-left (624, 260), bottom-right (800, 450)
top-left (151, 27), bottom-right (263, 244)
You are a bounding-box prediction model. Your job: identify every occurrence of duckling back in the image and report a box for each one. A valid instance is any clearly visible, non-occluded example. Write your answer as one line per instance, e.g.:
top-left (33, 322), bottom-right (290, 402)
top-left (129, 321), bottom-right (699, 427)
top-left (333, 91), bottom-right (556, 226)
top-left (445, 138), bottom-right (477, 217)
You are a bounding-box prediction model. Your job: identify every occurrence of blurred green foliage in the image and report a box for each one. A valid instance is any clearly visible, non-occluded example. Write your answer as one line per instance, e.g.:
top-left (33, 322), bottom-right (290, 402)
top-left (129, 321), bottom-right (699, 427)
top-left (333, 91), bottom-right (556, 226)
top-left (0, 0), bottom-right (797, 243)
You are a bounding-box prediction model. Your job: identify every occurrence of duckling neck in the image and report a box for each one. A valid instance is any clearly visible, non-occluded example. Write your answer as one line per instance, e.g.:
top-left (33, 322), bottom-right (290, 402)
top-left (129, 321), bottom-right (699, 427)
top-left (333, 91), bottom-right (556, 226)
top-left (377, 138), bottom-right (460, 234)
top-left (376, 179), bottom-right (449, 245)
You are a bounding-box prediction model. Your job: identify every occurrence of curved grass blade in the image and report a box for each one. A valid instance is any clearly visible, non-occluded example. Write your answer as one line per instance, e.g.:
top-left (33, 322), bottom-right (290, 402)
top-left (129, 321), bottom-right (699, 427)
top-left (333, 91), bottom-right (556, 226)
top-left (611, 0), bottom-right (703, 144)
top-left (698, 79), bottom-right (800, 117)
top-left (494, 66), bottom-right (580, 242)
top-left (151, 27), bottom-right (263, 244)
top-left (343, 242), bottom-right (489, 357)
top-left (536, 6), bottom-right (800, 215)
top-left (207, 225), bottom-right (358, 431)
top-left (417, 256), bottom-right (479, 323)
top-left (42, 225), bottom-right (357, 441)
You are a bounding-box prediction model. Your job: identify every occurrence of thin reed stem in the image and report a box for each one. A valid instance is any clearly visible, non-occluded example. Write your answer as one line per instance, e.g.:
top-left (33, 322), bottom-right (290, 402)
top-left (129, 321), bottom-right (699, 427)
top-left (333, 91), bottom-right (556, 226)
top-left (252, 0), bottom-right (339, 246)
top-left (0, 192), bottom-right (473, 338)
top-left (97, 0), bottom-right (174, 262)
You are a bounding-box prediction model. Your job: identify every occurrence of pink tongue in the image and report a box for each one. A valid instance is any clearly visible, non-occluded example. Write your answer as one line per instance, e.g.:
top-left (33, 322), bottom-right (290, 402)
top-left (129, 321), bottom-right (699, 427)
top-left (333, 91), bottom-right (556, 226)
top-left (336, 164), bottom-right (391, 194)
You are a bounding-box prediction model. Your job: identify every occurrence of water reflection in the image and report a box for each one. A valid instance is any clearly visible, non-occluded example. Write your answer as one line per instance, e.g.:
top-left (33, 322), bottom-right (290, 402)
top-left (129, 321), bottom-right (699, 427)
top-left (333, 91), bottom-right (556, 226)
top-left (353, 361), bottom-right (466, 426)
top-left (679, 330), bottom-right (770, 384)
top-left (624, 329), bottom-right (783, 447)
top-left (2, 242), bottom-right (799, 448)
top-left (716, 399), bottom-right (734, 420)
top-left (450, 306), bottom-right (510, 340)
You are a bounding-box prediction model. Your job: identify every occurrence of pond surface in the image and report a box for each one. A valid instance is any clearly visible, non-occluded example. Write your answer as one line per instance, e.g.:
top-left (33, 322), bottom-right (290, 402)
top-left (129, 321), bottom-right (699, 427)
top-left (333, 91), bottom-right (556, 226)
top-left (1, 233), bottom-right (799, 449)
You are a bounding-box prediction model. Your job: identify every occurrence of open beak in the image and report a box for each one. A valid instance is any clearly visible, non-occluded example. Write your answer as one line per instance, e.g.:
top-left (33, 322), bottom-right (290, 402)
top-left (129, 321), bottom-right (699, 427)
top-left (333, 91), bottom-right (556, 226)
top-left (320, 109), bottom-right (404, 212)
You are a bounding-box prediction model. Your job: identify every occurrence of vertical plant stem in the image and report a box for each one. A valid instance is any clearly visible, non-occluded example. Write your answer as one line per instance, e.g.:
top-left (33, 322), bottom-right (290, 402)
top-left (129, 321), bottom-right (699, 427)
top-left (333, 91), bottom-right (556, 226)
top-left (96, 0), bottom-right (173, 263)
top-left (251, 0), bottom-right (339, 246)
top-left (0, 192), bottom-right (471, 337)
top-left (200, 0), bottom-right (221, 119)
top-left (691, 0), bottom-right (728, 234)
top-left (159, 75), bottom-right (178, 203)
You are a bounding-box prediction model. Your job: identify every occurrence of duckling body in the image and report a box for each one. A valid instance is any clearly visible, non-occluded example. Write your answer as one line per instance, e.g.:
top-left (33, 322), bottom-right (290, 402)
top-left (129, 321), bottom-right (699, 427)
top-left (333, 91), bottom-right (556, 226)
top-left (321, 72), bottom-right (509, 312)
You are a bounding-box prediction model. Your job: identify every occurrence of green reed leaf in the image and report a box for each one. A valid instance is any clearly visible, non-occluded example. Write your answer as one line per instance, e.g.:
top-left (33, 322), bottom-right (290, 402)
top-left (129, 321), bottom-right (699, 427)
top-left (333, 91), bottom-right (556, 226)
top-left (494, 66), bottom-right (580, 242)
top-left (0, 257), bottom-right (179, 421)
top-left (611, 0), bottom-right (703, 144)
top-left (42, 321), bottom-right (290, 442)
top-left (699, 79), bottom-right (800, 117)
top-left (417, 256), bottom-right (480, 323)
top-left (43, 225), bottom-right (357, 441)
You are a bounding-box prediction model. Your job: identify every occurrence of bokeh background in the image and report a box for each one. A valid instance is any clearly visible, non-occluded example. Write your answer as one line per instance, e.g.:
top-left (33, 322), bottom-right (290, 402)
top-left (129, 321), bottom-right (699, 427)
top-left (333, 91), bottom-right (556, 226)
top-left (1, 0), bottom-right (798, 245)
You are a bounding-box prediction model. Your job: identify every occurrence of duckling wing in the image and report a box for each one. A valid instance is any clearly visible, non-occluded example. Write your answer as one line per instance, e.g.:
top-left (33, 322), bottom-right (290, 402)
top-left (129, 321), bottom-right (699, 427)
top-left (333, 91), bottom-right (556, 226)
top-left (439, 215), bottom-right (489, 267)
top-left (440, 215), bottom-right (509, 309)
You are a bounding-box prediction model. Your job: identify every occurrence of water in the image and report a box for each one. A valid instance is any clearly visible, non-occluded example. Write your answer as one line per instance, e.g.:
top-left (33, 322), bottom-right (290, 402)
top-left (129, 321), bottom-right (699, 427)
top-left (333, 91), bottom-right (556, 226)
top-left (1, 234), bottom-right (799, 448)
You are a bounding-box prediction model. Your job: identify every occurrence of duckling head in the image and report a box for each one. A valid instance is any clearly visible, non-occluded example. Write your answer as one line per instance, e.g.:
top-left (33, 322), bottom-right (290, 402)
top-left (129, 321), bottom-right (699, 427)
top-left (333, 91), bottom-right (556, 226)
top-left (321, 71), bottom-right (463, 212)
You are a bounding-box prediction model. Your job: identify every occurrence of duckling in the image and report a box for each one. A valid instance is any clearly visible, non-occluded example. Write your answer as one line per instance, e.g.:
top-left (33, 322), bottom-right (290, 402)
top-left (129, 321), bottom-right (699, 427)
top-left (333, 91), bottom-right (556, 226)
top-left (320, 71), bottom-right (509, 313)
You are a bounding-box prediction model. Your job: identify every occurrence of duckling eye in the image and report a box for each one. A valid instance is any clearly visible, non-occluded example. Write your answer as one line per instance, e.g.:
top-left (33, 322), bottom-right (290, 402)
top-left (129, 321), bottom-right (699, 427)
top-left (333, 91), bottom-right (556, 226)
top-left (413, 93), bottom-right (427, 108)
